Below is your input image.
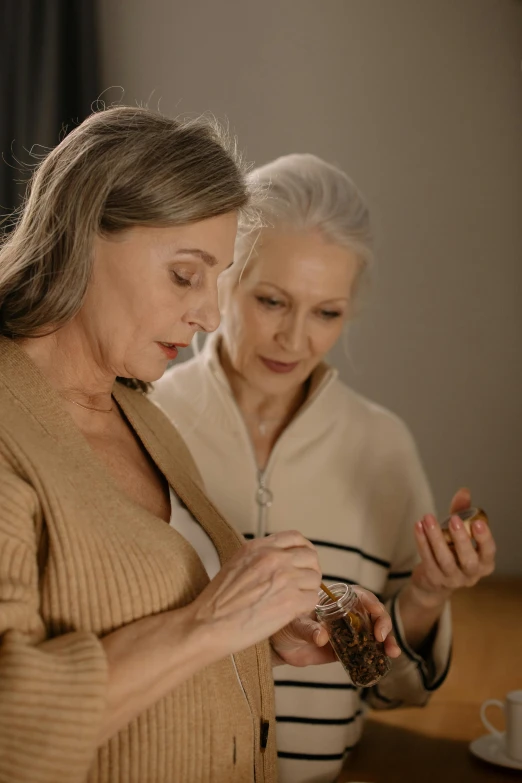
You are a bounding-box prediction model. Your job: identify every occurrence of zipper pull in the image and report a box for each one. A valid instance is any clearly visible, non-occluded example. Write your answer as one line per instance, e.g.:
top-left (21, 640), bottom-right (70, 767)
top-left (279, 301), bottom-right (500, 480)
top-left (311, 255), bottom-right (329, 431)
top-left (256, 485), bottom-right (273, 508)
top-left (256, 471), bottom-right (273, 539)
top-left (256, 471), bottom-right (273, 509)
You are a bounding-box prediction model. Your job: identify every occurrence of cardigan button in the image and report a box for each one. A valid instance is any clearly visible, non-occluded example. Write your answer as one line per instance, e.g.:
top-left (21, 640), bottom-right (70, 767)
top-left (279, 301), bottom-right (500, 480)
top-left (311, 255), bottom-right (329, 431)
top-left (260, 719), bottom-right (270, 751)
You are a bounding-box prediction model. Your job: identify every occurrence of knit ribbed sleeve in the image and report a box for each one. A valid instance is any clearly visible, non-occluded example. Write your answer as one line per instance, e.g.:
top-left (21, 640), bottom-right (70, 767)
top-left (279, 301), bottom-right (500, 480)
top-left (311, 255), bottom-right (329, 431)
top-left (0, 466), bottom-right (108, 783)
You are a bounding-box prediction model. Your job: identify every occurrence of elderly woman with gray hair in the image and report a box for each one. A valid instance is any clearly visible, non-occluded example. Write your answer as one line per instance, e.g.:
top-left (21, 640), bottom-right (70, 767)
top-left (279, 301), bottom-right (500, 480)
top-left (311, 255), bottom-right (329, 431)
top-left (153, 154), bottom-right (497, 783)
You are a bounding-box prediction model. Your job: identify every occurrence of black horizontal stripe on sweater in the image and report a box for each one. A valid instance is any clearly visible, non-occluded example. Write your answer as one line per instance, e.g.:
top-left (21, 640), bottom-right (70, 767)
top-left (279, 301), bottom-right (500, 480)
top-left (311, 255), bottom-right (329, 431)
top-left (243, 533), bottom-right (386, 599)
top-left (244, 531), bottom-right (391, 571)
top-left (309, 538), bottom-right (390, 569)
top-left (276, 709), bottom-right (362, 726)
top-left (277, 745), bottom-right (355, 761)
top-left (273, 679), bottom-right (356, 690)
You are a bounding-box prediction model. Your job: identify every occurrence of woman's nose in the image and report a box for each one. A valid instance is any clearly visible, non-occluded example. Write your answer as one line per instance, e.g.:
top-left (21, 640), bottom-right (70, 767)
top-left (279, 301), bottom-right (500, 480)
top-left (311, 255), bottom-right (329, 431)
top-left (186, 290), bottom-right (221, 334)
top-left (277, 313), bottom-right (307, 352)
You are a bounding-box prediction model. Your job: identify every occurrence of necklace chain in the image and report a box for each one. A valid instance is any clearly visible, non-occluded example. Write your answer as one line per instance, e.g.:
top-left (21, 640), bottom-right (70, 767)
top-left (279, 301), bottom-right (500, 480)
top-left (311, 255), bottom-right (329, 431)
top-left (243, 413), bottom-right (286, 437)
top-left (239, 378), bottom-right (312, 437)
top-left (62, 395), bottom-right (114, 414)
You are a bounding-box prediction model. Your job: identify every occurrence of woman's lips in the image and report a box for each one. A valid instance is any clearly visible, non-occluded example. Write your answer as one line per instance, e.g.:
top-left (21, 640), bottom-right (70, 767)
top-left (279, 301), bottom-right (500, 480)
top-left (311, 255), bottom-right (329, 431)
top-left (157, 342), bottom-right (189, 360)
top-left (158, 343), bottom-right (178, 360)
top-left (260, 357), bottom-right (299, 374)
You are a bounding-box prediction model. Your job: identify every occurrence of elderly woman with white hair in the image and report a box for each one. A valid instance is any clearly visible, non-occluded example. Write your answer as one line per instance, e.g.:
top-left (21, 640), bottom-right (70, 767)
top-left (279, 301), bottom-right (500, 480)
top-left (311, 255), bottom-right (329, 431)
top-left (152, 153), bottom-right (497, 783)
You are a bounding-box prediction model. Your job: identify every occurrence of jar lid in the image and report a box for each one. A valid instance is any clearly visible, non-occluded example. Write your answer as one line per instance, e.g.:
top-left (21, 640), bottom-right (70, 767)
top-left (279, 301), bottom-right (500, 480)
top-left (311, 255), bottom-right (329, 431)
top-left (316, 582), bottom-right (355, 614)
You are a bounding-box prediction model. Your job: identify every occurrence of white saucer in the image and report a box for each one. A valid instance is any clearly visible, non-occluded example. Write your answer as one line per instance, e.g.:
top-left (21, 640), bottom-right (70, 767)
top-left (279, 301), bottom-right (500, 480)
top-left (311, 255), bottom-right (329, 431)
top-left (469, 732), bottom-right (522, 771)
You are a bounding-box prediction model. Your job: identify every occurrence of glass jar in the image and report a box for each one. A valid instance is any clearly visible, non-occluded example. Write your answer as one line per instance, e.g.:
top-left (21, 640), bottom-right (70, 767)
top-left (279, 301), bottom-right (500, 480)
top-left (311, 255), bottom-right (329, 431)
top-left (440, 507), bottom-right (489, 549)
top-left (316, 582), bottom-right (391, 687)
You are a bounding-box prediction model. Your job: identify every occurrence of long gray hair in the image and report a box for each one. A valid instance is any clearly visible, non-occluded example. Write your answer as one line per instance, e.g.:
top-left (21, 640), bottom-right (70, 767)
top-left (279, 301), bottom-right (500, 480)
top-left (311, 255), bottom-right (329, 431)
top-left (0, 106), bottom-right (253, 390)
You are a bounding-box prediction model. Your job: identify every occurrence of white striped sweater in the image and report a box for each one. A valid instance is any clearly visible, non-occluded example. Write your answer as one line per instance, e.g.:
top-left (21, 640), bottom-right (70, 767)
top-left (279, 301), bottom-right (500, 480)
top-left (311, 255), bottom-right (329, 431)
top-left (152, 333), bottom-right (452, 783)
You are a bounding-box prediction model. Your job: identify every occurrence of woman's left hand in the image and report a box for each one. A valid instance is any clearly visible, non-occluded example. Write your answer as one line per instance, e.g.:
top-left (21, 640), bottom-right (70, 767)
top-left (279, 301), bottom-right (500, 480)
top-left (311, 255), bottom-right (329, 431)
top-left (269, 586), bottom-right (401, 667)
top-left (410, 487), bottom-right (496, 607)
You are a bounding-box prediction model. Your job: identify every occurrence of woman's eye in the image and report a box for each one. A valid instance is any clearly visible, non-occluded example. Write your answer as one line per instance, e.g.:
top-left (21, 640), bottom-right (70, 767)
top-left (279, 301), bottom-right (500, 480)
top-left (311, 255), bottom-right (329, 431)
top-left (256, 295), bottom-right (282, 308)
top-left (172, 270), bottom-right (193, 288)
top-left (319, 310), bottom-right (342, 320)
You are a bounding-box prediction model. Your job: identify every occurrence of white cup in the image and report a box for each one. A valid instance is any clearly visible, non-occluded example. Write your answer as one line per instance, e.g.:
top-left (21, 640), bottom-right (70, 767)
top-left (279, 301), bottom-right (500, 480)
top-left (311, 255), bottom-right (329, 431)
top-left (480, 690), bottom-right (522, 761)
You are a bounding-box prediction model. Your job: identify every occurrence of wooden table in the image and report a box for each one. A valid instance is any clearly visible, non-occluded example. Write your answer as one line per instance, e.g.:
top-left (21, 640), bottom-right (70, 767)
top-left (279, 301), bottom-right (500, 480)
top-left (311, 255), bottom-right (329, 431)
top-left (339, 577), bottom-right (522, 782)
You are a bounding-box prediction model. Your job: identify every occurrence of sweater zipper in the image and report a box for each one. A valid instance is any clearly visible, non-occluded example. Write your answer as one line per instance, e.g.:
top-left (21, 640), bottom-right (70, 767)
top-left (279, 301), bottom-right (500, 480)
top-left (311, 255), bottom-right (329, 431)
top-left (255, 471), bottom-right (273, 538)
top-left (252, 373), bottom-right (334, 539)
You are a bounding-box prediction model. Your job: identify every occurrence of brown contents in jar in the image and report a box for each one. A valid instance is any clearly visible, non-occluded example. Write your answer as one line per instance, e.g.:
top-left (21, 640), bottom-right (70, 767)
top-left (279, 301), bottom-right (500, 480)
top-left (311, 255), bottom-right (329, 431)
top-left (327, 611), bottom-right (390, 687)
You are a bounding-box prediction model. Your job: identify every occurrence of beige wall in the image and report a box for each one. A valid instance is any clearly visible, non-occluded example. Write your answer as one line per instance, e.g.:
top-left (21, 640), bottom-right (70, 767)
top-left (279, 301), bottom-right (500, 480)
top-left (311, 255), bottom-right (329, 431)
top-left (99, 0), bottom-right (522, 574)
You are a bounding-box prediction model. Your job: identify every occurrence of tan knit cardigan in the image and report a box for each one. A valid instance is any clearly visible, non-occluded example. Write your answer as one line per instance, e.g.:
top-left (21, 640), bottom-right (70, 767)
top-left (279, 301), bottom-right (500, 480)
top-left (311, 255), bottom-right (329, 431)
top-left (0, 337), bottom-right (277, 783)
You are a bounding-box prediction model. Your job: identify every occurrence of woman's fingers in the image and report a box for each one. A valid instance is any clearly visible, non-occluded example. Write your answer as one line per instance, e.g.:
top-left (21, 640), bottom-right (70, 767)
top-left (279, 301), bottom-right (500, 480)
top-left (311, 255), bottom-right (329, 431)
top-left (246, 533), bottom-right (323, 591)
top-left (287, 615), bottom-right (329, 647)
top-left (353, 587), bottom-right (396, 649)
top-left (200, 535), bottom-right (321, 608)
top-left (421, 515), bottom-right (461, 578)
top-left (414, 518), bottom-right (443, 581)
top-left (353, 586), bottom-right (385, 620)
top-left (447, 515), bottom-right (480, 577)
top-left (271, 615), bottom-right (339, 667)
top-left (252, 543), bottom-right (322, 594)
top-left (414, 511), bottom-right (496, 592)
top-left (383, 634), bottom-right (401, 658)
top-left (472, 520), bottom-right (496, 575)
top-left (235, 534), bottom-right (322, 588)
top-left (259, 530), bottom-right (318, 553)
top-left (276, 544), bottom-right (322, 573)
top-left (312, 623), bottom-right (331, 647)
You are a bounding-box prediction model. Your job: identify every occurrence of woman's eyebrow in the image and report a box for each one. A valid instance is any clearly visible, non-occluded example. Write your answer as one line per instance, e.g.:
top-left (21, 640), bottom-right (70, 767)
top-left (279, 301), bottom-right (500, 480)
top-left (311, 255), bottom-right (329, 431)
top-left (256, 281), bottom-right (288, 294)
top-left (257, 281), bottom-right (348, 304)
top-left (175, 248), bottom-right (218, 267)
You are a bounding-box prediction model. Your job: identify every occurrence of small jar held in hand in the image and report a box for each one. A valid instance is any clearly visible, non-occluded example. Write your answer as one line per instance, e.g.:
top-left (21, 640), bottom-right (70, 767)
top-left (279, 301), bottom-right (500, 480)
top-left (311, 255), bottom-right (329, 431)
top-left (316, 583), bottom-right (391, 687)
top-left (440, 506), bottom-right (489, 551)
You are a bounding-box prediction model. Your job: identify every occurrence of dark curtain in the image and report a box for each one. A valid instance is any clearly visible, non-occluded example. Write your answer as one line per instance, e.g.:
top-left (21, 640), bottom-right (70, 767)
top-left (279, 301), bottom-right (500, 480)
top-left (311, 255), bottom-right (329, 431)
top-left (0, 0), bottom-right (99, 220)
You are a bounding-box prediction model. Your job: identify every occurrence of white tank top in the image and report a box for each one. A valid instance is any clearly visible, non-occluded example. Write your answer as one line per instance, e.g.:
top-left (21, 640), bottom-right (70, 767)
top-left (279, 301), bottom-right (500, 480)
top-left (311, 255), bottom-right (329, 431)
top-left (168, 487), bottom-right (221, 579)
